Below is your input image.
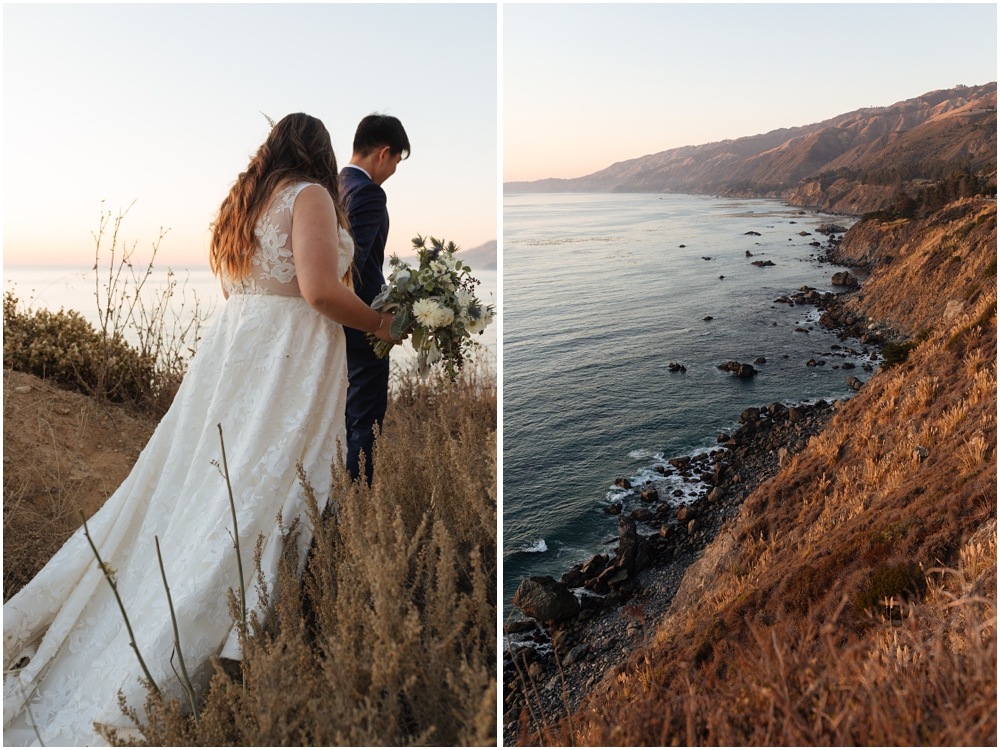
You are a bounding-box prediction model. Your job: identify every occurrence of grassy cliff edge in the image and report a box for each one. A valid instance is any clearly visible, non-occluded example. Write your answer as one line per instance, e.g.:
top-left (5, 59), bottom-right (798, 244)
top-left (563, 200), bottom-right (997, 745)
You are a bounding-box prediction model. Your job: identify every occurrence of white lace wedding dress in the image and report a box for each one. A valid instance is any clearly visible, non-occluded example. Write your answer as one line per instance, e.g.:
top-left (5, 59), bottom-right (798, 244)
top-left (3, 182), bottom-right (354, 746)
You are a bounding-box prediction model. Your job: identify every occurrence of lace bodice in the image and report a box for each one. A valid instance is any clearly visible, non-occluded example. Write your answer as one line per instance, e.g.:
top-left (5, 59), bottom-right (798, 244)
top-left (223, 181), bottom-right (354, 297)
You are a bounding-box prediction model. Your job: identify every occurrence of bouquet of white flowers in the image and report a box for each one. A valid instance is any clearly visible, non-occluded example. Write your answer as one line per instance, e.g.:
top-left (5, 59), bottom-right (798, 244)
top-left (368, 235), bottom-right (495, 378)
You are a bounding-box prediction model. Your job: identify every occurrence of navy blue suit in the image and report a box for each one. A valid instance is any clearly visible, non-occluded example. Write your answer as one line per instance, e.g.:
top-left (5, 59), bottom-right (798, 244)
top-left (340, 166), bottom-right (390, 484)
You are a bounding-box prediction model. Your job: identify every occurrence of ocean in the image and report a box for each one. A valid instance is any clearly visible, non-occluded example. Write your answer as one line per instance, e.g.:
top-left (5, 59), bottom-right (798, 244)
top-left (2, 265), bottom-right (497, 370)
top-left (502, 192), bottom-right (863, 614)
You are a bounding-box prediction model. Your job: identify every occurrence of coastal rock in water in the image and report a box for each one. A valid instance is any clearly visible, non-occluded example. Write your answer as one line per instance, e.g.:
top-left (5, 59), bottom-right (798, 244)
top-left (751, 260), bottom-right (776, 267)
top-left (581, 554), bottom-right (607, 579)
top-left (505, 620), bottom-right (537, 635)
top-left (604, 503), bottom-right (622, 515)
top-left (562, 566), bottom-right (585, 588)
top-left (702, 256), bottom-right (712, 261)
top-left (634, 539), bottom-right (653, 573)
top-left (630, 508), bottom-right (653, 523)
top-left (842, 362), bottom-right (856, 370)
top-left (746, 250), bottom-right (754, 257)
top-left (668, 362), bottom-right (687, 373)
top-left (817, 223), bottom-right (848, 235)
top-left (798, 231), bottom-right (812, 236)
top-left (615, 516), bottom-right (640, 573)
top-left (739, 407), bottom-right (760, 424)
top-left (675, 506), bottom-right (692, 522)
top-left (831, 271), bottom-right (858, 287)
top-left (716, 433), bottom-right (731, 443)
top-left (605, 568), bottom-right (630, 587)
top-left (614, 478), bottom-right (632, 490)
top-left (788, 407), bottom-right (805, 423)
top-left (703, 316), bottom-right (714, 321)
top-left (718, 361), bottom-right (758, 378)
top-left (513, 576), bottom-right (581, 623)
top-left (754, 356), bottom-right (767, 364)
top-left (744, 231), bottom-right (761, 236)
top-left (708, 487), bottom-right (726, 503)
top-left (847, 376), bottom-right (864, 391)
top-left (641, 487), bottom-right (659, 502)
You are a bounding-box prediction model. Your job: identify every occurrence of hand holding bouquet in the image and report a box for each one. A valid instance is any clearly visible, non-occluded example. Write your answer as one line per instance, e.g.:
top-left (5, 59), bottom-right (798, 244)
top-left (368, 235), bottom-right (495, 378)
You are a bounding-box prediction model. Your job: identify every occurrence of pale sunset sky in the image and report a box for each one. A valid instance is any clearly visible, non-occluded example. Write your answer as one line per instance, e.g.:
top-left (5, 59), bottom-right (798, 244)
top-left (504, 3), bottom-right (997, 183)
top-left (4, 4), bottom-right (497, 268)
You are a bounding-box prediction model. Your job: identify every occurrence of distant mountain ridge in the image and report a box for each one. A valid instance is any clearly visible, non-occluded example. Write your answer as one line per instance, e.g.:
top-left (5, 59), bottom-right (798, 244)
top-left (458, 240), bottom-right (497, 270)
top-left (505, 83), bottom-right (997, 214)
top-left (393, 239), bottom-right (496, 270)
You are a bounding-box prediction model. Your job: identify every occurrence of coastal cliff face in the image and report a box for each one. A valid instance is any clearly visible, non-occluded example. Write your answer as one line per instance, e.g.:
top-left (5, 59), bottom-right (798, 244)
top-left (571, 200), bottom-right (997, 745)
top-left (505, 83), bottom-right (997, 216)
top-left (833, 199), bottom-right (997, 335)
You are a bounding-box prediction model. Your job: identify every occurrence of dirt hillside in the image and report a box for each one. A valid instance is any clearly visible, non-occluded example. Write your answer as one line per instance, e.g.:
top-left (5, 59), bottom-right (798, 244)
top-left (3, 369), bottom-right (158, 600)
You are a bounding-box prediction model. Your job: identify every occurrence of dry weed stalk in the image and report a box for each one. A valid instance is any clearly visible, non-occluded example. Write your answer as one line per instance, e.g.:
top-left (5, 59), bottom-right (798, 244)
top-left (80, 512), bottom-right (159, 694)
top-left (960, 435), bottom-right (989, 473)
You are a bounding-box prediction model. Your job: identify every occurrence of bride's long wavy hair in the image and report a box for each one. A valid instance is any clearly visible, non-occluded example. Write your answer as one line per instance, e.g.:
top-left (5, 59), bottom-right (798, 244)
top-left (211, 113), bottom-right (350, 283)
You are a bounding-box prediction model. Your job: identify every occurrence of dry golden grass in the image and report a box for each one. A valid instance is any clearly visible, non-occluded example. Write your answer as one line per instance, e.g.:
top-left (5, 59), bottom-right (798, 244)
top-left (533, 201), bottom-right (997, 747)
top-left (563, 527), bottom-right (996, 747)
top-left (102, 364), bottom-right (498, 747)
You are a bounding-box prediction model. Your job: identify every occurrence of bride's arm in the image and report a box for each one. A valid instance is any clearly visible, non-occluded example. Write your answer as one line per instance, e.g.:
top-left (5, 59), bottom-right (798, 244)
top-left (293, 185), bottom-right (396, 341)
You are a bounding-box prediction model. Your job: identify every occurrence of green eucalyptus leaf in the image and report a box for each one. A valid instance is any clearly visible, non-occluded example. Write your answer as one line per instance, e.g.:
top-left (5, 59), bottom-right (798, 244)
top-left (390, 308), bottom-right (412, 340)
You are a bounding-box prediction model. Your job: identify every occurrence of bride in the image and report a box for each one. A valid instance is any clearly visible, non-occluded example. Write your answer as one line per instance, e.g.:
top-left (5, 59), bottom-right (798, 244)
top-left (3, 113), bottom-right (398, 746)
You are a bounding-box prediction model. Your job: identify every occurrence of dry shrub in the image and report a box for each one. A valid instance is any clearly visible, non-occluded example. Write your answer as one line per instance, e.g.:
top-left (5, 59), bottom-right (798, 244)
top-left (3, 292), bottom-right (161, 409)
top-left (106, 364), bottom-right (497, 746)
top-left (3, 204), bottom-right (208, 419)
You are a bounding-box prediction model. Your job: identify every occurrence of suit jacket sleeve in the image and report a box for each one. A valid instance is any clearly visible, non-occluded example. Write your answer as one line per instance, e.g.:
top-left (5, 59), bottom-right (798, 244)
top-left (346, 181), bottom-right (387, 273)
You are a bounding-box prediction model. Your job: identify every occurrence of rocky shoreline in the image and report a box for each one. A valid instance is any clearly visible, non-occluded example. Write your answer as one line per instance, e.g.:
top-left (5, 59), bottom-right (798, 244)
top-left (502, 227), bottom-right (900, 745)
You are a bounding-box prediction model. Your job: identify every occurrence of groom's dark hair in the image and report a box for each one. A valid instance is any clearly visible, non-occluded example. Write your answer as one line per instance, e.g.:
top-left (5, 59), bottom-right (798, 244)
top-left (353, 114), bottom-right (410, 159)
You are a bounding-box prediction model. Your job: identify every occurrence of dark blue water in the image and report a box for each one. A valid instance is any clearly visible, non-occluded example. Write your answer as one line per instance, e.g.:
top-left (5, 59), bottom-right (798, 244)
top-left (502, 193), bottom-right (864, 613)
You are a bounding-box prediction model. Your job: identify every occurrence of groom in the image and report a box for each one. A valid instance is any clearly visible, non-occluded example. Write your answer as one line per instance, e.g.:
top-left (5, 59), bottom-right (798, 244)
top-left (341, 114), bottom-right (410, 484)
